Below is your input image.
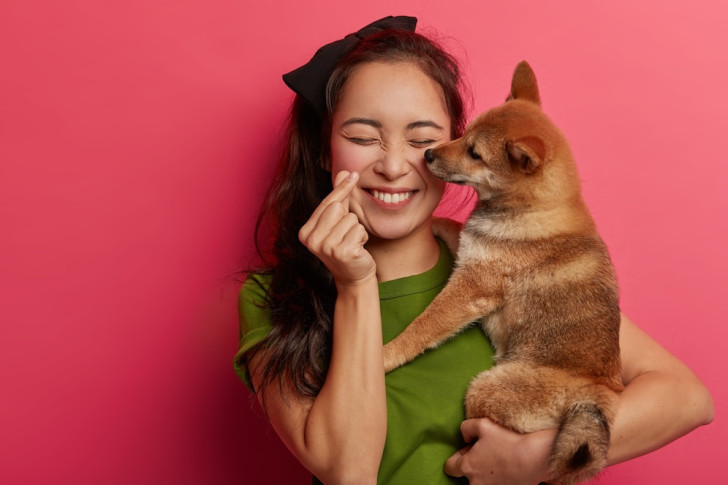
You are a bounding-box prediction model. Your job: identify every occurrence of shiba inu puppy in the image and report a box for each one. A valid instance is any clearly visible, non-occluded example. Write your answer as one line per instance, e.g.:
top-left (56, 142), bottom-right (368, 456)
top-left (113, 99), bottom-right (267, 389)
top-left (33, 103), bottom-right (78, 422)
top-left (383, 61), bottom-right (623, 485)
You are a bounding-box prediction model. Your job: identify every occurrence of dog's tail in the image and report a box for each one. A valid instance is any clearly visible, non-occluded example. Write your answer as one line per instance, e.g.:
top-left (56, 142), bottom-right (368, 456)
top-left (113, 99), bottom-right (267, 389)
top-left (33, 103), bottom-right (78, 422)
top-left (548, 387), bottom-right (616, 485)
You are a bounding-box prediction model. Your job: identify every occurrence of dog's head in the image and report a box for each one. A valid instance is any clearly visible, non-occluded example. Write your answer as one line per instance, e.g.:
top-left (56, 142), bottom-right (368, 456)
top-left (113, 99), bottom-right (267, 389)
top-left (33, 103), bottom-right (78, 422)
top-left (426, 61), bottom-right (579, 205)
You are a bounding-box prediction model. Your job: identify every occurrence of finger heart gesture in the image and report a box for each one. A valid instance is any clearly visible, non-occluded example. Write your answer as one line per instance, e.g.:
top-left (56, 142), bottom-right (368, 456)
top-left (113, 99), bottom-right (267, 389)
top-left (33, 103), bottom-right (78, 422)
top-left (298, 171), bottom-right (376, 286)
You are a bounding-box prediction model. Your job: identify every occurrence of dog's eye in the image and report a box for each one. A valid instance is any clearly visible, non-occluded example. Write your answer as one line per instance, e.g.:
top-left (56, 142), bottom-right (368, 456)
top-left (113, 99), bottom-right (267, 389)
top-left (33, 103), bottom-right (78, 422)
top-left (468, 146), bottom-right (481, 160)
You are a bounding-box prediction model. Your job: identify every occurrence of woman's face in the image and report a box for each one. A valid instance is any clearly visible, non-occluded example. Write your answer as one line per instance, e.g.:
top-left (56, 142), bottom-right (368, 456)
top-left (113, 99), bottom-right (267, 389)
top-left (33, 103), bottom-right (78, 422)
top-left (329, 61), bottom-right (451, 243)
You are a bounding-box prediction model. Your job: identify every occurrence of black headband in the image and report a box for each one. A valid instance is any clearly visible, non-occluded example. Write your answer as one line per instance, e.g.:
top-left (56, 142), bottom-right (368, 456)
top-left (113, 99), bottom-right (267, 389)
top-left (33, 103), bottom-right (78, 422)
top-left (282, 15), bottom-right (418, 116)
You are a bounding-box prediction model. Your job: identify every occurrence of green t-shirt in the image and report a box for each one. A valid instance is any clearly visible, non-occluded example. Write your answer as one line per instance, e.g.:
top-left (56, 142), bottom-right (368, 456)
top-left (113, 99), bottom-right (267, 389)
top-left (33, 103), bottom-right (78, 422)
top-left (234, 241), bottom-right (494, 484)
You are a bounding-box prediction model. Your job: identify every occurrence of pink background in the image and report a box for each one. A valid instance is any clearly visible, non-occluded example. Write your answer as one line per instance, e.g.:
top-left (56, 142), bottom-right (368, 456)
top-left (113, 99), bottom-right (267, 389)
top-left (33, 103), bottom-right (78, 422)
top-left (1, 1), bottom-right (726, 483)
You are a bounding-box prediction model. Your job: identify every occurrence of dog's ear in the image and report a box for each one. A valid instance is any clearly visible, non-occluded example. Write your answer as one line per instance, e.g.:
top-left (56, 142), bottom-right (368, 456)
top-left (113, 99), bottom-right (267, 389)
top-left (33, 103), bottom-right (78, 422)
top-left (507, 61), bottom-right (541, 106)
top-left (506, 136), bottom-right (545, 174)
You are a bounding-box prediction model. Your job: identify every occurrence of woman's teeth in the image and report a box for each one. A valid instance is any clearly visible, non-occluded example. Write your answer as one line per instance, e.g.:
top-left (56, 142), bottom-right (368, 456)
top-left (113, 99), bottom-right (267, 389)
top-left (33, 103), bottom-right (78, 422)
top-left (371, 189), bottom-right (413, 204)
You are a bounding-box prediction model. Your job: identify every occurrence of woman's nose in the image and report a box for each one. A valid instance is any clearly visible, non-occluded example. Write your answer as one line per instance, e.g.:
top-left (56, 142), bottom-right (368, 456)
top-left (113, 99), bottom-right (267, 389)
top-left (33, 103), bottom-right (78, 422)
top-left (374, 146), bottom-right (410, 180)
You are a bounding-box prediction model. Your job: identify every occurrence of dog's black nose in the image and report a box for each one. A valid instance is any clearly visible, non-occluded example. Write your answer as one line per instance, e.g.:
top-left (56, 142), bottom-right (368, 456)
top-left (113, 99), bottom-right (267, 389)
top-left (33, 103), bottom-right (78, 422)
top-left (424, 149), bottom-right (434, 164)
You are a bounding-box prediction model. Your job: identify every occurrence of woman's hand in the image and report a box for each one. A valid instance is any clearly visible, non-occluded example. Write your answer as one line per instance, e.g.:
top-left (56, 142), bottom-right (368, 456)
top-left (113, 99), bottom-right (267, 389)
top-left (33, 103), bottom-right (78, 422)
top-left (444, 418), bottom-right (556, 485)
top-left (298, 170), bottom-right (376, 287)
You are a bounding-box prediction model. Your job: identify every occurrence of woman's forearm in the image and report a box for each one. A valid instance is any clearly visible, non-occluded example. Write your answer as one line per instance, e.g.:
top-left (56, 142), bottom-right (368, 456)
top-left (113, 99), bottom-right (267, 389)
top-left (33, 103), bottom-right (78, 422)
top-left (607, 365), bottom-right (714, 466)
top-left (606, 315), bottom-right (714, 466)
top-left (303, 276), bottom-right (387, 484)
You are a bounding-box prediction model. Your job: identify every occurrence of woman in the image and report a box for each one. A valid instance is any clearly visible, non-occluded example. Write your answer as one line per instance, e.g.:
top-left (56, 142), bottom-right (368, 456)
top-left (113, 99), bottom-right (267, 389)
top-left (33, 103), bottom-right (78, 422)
top-left (234, 16), bottom-right (713, 485)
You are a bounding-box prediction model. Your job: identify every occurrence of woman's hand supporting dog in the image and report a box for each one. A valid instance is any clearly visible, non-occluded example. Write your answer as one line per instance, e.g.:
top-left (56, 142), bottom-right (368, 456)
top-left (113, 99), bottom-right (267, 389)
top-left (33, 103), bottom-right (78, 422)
top-left (248, 170), bottom-right (386, 485)
top-left (443, 314), bottom-right (714, 484)
top-left (444, 418), bottom-right (556, 484)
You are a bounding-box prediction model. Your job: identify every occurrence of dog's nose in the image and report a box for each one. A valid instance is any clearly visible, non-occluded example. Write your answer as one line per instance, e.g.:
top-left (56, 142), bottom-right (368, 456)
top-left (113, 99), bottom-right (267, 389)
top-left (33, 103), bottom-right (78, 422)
top-left (424, 149), bottom-right (434, 164)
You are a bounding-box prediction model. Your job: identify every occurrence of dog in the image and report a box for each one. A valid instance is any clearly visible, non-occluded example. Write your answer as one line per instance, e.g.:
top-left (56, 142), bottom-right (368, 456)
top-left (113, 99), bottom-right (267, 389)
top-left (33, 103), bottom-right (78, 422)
top-left (382, 61), bottom-right (623, 485)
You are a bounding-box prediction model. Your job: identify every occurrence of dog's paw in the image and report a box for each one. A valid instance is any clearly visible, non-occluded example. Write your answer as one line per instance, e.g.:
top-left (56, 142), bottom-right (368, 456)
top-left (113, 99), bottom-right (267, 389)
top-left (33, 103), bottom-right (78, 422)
top-left (382, 342), bottom-right (404, 373)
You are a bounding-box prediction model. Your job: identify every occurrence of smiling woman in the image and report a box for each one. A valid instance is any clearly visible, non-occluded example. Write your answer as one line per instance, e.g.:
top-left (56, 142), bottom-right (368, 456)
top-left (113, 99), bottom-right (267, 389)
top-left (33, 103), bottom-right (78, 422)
top-left (233, 15), bottom-right (713, 485)
top-left (233, 20), bottom-right (489, 484)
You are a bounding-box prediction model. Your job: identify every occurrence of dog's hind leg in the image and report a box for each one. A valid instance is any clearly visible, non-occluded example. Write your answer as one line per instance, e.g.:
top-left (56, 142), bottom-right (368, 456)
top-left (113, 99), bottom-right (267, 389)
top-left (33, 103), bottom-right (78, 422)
top-left (464, 363), bottom-right (571, 431)
top-left (465, 364), bottom-right (618, 485)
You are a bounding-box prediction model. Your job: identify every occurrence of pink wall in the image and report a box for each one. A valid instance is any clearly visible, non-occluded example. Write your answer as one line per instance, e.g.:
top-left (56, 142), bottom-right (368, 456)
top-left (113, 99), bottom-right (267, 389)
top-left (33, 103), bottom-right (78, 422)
top-left (1, 1), bottom-right (725, 483)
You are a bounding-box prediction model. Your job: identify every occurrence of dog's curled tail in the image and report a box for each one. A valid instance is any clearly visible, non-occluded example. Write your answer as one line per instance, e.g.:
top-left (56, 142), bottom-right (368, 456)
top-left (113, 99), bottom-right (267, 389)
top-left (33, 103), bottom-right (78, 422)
top-left (549, 392), bottom-right (616, 485)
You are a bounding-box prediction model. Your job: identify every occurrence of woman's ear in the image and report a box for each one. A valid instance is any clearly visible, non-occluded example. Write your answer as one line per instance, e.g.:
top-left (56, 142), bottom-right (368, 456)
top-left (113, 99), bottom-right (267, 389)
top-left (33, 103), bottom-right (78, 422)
top-left (319, 139), bottom-right (333, 171)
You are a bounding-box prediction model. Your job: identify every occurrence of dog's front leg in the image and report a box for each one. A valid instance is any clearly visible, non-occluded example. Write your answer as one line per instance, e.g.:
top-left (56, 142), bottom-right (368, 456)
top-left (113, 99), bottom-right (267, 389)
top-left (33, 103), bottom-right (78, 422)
top-left (383, 264), bottom-right (501, 372)
top-left (431, 217), bottom-right (463, 254)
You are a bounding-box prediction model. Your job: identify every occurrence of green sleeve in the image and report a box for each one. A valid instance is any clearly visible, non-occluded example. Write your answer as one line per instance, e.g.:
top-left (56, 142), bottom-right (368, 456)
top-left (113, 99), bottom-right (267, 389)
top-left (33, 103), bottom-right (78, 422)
top-left (233, 273), bottom-right (273, 391)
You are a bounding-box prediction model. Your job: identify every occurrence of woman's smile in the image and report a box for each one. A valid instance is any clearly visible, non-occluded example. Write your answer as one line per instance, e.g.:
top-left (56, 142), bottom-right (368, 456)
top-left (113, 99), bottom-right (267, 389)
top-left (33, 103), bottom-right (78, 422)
top-left (366, 188), bottom-right (416, 207)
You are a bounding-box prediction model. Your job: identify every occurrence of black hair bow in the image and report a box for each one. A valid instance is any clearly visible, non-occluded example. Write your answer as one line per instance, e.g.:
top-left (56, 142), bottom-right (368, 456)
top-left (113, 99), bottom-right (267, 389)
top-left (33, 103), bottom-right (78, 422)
top-left (282, 15), bottom-right (418, 116)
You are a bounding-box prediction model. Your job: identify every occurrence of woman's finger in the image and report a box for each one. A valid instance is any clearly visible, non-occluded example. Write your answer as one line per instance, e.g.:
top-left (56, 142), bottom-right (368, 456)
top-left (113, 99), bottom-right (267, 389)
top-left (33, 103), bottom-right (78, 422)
top-left (309, 171), bottom-right (358, 224)
top-left (460, 418), bottom-right (490, 444)
top-left (443, 444), bottom-right (471, 477)
top-left (319, 212), bottom-right (362, 256)
top-left (301, 200), bottom-right (351, 250)
top-left (299, 171), bottom-right (358, 242)
top-left (338, 216), bottom-right (369, 256)
top-left (443, 420), bottom-right (488, 477)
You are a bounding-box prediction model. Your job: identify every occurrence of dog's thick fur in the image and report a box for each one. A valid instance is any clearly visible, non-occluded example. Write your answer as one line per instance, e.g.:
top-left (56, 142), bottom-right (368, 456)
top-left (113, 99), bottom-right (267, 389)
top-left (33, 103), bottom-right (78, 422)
top-left (382, 61), bottom-right (623, 485)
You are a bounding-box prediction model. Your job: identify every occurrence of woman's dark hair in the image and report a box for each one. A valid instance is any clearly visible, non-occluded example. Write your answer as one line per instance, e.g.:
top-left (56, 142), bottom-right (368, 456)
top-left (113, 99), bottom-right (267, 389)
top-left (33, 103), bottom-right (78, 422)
top-left (243, 28), bottom-right (468, 402)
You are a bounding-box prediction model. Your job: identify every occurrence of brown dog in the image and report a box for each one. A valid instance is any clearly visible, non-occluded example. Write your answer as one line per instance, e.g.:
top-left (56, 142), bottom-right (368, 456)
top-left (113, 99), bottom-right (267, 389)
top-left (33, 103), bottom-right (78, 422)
top-left (382, 61), bottom-right (623, 485)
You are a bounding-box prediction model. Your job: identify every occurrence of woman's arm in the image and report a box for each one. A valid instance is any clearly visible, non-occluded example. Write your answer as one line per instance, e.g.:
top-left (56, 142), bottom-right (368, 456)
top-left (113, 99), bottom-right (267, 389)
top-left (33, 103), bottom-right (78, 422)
top-left (248, 277), bottom-right (385, 485)
top-left (248, 171), bottom-right (387, 485)
top-left (606, 313), bottom-right (714, 464)
top-left (444, 313), bottom-right (714, 484)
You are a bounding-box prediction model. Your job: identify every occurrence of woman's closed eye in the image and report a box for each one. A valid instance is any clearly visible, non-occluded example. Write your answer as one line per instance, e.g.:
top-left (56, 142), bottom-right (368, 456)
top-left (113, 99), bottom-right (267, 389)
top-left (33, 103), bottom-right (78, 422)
top-left (346, 136), bottom-right (379, 145)
top-left (408, 139), bottom-right (436, 148)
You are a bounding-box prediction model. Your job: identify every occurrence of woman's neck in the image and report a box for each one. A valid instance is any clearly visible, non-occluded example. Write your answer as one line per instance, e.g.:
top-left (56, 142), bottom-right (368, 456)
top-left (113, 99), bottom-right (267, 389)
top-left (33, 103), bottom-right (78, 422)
top-left (366, 223), bottom-right (441, 283)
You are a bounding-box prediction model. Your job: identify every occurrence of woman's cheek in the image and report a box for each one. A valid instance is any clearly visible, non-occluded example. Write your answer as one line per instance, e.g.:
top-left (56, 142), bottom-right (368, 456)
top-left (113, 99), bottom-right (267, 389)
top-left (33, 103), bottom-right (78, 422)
top-left (330, 141), bottom-right (373, 178)
top-left (421, 163), bottom-right (447, 198)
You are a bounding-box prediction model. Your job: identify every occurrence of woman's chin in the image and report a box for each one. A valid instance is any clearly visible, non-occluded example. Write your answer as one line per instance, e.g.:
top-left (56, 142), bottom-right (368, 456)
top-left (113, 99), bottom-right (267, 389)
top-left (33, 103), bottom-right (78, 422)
top-left (365, 220), bottom-right (433, 245)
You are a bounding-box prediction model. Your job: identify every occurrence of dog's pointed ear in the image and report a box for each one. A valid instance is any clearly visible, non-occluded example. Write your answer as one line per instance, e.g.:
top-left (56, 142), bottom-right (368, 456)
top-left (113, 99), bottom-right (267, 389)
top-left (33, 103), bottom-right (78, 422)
top-left (506, 136), bottom-right (545, 174)
top-left (507, 61), bottom-right (541, 106)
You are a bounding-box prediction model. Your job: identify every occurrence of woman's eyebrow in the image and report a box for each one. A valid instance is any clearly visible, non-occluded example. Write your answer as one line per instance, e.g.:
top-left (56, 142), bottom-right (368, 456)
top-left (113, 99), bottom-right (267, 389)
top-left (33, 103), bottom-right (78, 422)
top-left (341, 118), bottom-right (382, 128)
top-left (406, 120), bottom-right (444, 131)
top-left (340, 119), bottom-right (444, 131)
